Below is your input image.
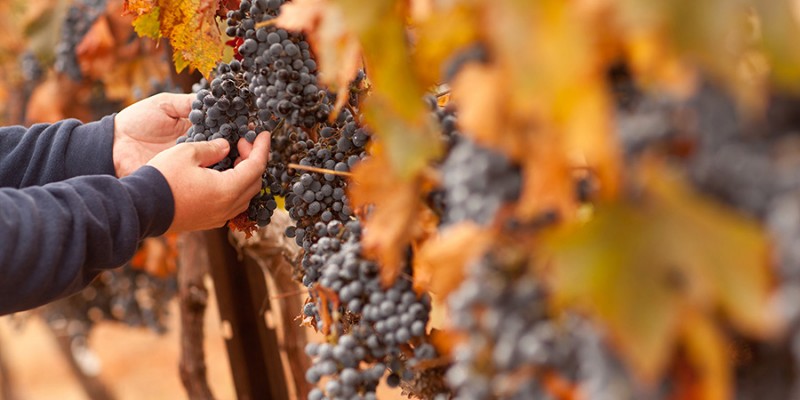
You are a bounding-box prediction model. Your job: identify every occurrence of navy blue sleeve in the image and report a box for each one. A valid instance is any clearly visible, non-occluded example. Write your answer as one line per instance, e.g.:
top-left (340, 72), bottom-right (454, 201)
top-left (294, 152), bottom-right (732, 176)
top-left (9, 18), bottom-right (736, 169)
top-left (0, 166), bottom-right (174, 315)
top-left (0, 116), bottom-right (116, 188)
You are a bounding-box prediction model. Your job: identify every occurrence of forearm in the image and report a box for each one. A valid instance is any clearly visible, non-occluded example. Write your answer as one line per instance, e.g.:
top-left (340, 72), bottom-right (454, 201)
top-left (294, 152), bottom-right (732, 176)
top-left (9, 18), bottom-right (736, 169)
top-left (0, 166), bottom-right (174, 315)
top-left (0, 116), bottom-right (116, 188)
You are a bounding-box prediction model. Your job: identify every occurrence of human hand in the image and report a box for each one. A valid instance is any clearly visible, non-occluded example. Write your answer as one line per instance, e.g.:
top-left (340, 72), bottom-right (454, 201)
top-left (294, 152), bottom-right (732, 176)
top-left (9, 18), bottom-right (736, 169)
top-left (113, 93), bottom-right (194, 177)
top-left (146, 132), bottom-right (270, 232)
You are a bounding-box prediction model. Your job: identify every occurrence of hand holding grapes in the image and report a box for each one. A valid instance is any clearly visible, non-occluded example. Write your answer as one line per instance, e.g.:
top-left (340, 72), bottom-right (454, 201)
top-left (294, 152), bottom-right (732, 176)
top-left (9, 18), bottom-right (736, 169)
top-left (147, 131), bottom-right (271, 232)
top-left (113, 93), bottom-right (195, 177)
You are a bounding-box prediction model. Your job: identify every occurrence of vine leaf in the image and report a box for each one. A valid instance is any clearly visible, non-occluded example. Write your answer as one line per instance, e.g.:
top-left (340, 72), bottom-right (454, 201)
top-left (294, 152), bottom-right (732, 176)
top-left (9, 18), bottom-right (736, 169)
top-left (443, 0), bottom-right (621, 221)
top-left (130, 235), bottom-right (179, 278)
top-left (335, 0), bottom-right (442, 178)
top-left (21, 0), bottom-right (68, 63)
top-left (76, 15), bottom-right (116, 79)
top-left (676, 309), bottom-right (731, 400)
top-left (349, 153), bottom-right (434, 286)
top-left (541, 160), bottom-right (778, 382)
top-left (414, 222), bottom-right (493, 297)
top-left (77, 1), bottom-right (171, 104)
top-left (123, 0), bottom-right (225, 77)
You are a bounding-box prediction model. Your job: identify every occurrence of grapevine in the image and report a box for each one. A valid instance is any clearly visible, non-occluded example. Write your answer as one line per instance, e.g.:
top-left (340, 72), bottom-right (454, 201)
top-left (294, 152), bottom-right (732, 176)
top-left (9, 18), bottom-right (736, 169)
top-left (121, 0), bottom-right (800, 399)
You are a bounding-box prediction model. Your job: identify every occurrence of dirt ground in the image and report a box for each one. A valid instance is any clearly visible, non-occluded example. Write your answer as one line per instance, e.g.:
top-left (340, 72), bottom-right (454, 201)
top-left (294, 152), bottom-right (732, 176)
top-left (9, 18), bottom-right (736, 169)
top-left (0, 289), bottom-right (236, 400)
top-left (0, 287), bottom-right (406, 400)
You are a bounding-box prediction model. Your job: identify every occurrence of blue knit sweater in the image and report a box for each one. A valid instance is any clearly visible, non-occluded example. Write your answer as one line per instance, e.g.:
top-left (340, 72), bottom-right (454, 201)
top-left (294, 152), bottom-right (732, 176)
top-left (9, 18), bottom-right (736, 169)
top-left (0, 116), bottom-right (175, 314)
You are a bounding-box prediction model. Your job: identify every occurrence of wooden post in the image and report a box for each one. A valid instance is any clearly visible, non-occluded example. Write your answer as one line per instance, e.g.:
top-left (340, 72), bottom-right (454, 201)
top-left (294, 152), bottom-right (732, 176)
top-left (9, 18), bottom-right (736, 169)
top-left (205, 228), bottom-right (289, 400)
top-left (177, 231), bottom-right (215, 400)
top-left (229, 210), bottom-right (313, 398)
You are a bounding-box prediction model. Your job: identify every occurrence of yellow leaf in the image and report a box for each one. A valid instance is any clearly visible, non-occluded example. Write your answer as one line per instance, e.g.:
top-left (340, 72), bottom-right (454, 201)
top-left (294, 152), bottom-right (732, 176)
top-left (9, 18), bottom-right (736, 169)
top-left (132, 5), bottom-right (161, 39)
top-left (411, 3), bottom-right (480, 85)
top-left (448, 0), bottom-right (622, 221)
top-left (541, 161), bottom-right (777, 382)
top-left (126, 0), bottom-right (224, 77)
top-left (334, 0), bottom-right (442, 178)
top-left (680, 310), bottom-right (731, 400)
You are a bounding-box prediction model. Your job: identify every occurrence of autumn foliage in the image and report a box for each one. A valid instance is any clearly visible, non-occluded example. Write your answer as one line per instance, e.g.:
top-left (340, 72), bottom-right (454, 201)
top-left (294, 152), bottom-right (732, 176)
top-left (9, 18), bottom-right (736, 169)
top-left (11, 0), bottom-right (800, 398)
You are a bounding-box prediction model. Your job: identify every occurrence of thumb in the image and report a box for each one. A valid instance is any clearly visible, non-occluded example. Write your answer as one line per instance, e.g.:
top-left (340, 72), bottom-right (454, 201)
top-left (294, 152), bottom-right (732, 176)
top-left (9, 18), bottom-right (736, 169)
top-left (189, 138), bottom-right (231, 167)
top-left (158, 93), bottom-right (195, 119)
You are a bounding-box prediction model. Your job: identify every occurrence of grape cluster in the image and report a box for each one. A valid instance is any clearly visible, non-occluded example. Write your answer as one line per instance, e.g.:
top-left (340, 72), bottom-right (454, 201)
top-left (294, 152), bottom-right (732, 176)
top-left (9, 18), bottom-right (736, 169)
top-left (268, 126), bottom-right (310, 196)
top-left (227, 0), bottom-right (330, 128)
top-left (42, 263), bottom-right (176, 336)
top-left (55, 0), bottom-right (108, 81)
top-left (178, 0), bottom-right (340, 228)
top-left (445, 252), bottom-right (580, 399)
top-left (303, 236), bottom-right (439, 399)
top-left (183, 3), bottom-right (438, 396)
top-left (20, 52), bottom-right (43, 83)
top-left (284, 119), bottom-right (368, 251)
top-left (439, 136), bottom-right (522, 226)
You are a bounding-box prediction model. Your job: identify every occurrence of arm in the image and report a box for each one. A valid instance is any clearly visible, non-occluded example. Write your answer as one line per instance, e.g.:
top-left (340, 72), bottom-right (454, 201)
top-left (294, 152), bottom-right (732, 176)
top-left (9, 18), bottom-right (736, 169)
top-left (0, 92), bottom-right (194, 188)
top-left (0, 167), bottom-right (172, 314)
top-left (0, 117), bottom-right (116, 187)
top-left (0, 133), bottom-right (270, 315)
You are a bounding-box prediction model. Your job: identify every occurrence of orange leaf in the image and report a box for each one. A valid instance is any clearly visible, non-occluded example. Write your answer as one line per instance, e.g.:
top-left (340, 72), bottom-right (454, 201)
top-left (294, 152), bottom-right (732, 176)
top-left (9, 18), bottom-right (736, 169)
top-left (349, 154), bottom-right (428, 286)
top-left (675, 310), bottom-right (731, 400)
top-left (130, 235), bottom-right (178, 278)
top-left (26, 74), bottom-right (93, 124)
top-left (123, 0), bottom-right (157, 15)
top-left (76, 16), bottom-right (117, 80)
top-left (413, 222), bottom-right (493, 297)
top-left (429, 328), bottom-right (464, 359)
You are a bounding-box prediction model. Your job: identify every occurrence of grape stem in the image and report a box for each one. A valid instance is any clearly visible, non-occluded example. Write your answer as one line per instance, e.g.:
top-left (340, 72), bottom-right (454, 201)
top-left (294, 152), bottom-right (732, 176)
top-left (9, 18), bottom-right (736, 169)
top-left (255, 19), bottom-right (277, 29)
top-left (287, 163), bottom-right (353, 177)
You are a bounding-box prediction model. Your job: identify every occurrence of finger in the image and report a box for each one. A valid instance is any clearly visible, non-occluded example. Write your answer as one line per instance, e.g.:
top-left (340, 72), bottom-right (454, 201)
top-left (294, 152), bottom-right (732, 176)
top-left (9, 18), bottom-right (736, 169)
top-left (246, 131), bottom-right (271, 165)
top-left (187, 138), bottom-right (231, 167)
top-left (237, 137), bottom-right (254, 160)
top-left (174, 118), bottom-right (194, 138)
top-left (158, 93), bottom-right (195, 119)
top-left (219, 133), bottom-right (269, 187)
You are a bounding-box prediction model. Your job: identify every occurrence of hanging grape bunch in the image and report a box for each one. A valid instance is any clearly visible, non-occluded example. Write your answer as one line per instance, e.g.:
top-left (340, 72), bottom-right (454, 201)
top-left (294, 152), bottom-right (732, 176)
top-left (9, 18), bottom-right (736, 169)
top-left (173, 0), bottom-right (449, 397)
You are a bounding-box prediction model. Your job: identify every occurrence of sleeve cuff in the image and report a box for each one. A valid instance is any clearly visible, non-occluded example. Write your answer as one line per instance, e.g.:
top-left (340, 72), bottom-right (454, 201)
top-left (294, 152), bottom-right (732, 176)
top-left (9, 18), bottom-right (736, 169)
top-left (120, 166), bottom-right (175, 238)
top-left (64, 115), bottom-right (117, 178)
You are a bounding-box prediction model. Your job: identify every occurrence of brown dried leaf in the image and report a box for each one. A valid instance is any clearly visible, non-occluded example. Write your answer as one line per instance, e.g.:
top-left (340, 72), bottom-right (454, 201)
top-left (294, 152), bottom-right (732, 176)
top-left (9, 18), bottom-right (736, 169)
top-left (76, 16), bottom-right (117, 80)
top-left (314, 285), bottom-right (341, 336)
